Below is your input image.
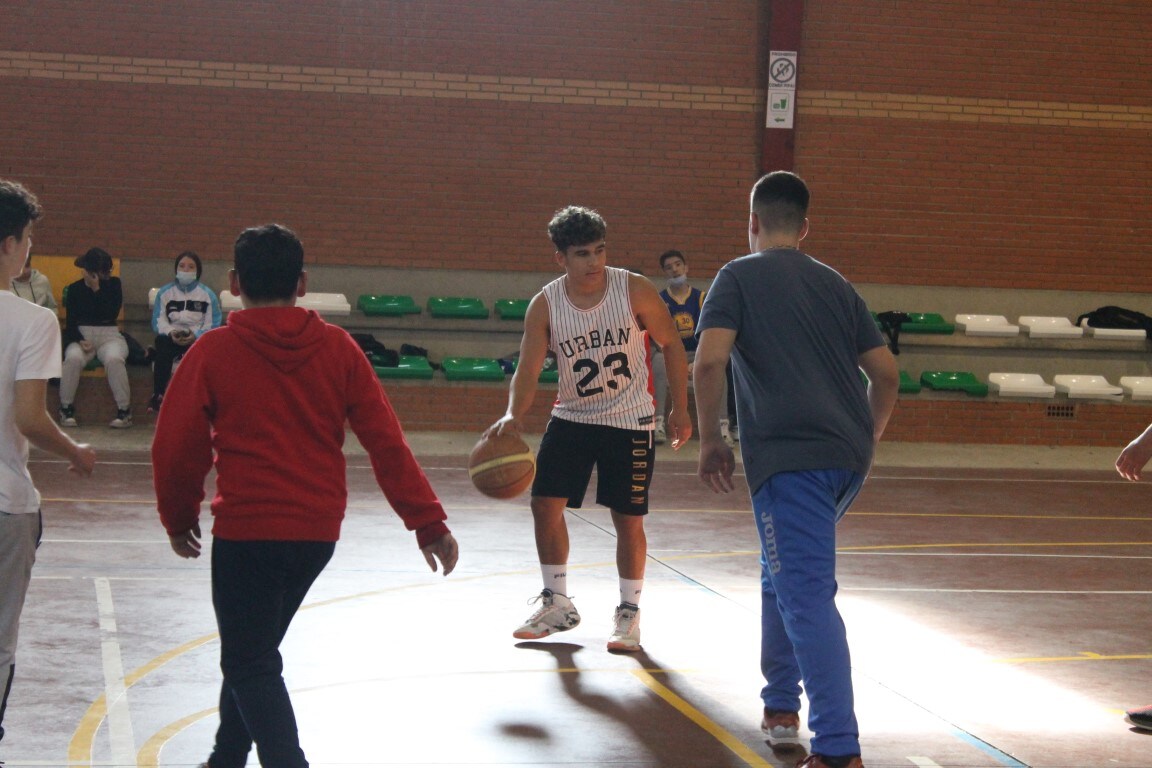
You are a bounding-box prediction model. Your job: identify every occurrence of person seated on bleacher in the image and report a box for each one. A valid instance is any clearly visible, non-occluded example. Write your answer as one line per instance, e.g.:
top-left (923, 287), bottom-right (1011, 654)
top-left (148, 250), bottom-right (221, 413)
top-left (59, 247), bottom-right (133, 429)
top-left (9, 253), bottom-right (57, 310)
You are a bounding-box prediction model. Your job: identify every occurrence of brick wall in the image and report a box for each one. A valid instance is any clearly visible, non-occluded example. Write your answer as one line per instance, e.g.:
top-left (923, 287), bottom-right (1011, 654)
top-left (795, 0), bottom-right (1152, 291)
top-left (0, 1), bottom-right (762, 274)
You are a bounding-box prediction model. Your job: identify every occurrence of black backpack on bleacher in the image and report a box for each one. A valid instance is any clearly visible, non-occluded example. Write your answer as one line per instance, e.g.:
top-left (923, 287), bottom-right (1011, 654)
top-left (1075, 306), bottom-right (1152, 338)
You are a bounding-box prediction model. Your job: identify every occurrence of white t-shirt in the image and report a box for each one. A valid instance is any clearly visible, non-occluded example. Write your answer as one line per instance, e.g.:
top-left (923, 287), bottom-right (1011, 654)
top-left (0, 290), bottom-right (63, 514)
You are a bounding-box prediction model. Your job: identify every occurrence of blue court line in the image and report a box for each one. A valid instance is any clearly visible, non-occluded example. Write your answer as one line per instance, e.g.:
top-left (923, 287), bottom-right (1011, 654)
top-left (952, 728), bottom-right (1030, 767)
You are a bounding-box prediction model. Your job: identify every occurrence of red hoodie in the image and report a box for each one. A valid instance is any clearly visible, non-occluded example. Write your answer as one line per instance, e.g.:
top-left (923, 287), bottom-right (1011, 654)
top-left (152, 306), bottom-right (449, 548)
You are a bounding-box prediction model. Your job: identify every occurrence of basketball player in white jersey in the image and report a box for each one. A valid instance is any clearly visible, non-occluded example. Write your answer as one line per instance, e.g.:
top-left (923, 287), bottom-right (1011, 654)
top-left (487, 206), bottom-right (692, 651)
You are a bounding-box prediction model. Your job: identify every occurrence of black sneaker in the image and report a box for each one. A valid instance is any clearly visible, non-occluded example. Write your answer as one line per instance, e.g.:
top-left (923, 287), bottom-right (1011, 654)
top-left (1126, 705), bottom-right (1152, 731)
top-left (147, 394), bottom-right (163, 413)
top-left (59, 405), bottom-right (77, 427)
top-left (109, 409), bottom-right (133, 429)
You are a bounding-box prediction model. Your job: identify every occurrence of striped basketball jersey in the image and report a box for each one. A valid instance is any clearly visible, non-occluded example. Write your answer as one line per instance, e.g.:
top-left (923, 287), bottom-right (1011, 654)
top-left (542, 266), bottom-right (655, 429)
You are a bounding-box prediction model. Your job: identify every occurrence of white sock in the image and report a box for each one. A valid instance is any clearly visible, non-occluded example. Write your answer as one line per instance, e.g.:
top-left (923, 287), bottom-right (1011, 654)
top-left (542, 564), bottom-right (568, 596)
top-left (619, 578), bottom-right (643, 608)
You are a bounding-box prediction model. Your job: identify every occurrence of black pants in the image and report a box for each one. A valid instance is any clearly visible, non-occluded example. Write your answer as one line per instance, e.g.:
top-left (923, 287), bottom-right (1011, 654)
top-left (152, 335), bottom-right (189, 397)
top-left (208, 538), bottom-right (335, 768)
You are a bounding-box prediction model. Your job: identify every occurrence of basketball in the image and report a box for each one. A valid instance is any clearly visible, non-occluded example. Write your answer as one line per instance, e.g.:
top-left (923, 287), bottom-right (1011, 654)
top-left (468, 432), bottom-right (535, 499)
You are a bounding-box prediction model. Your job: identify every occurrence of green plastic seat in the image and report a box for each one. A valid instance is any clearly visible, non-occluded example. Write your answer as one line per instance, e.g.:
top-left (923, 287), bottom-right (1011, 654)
top-left (374, 355), bottom-right (435, 380)
top-left (495, 299), bottom-right (530, 320)
top-left (920, 370), bottom-right (988, 397)
top-left (898, 370), bottom-right (922, 394)
top-left (357, 294), bottom-right (421, 316)
top-left (427, 297), bottom-right (489, 319)
top-left (902, 312), bottom-right (955, 335)
top-left (441, 357), bottom-right (506, 381)
top-left (512, 356), bottom-right (559, 383)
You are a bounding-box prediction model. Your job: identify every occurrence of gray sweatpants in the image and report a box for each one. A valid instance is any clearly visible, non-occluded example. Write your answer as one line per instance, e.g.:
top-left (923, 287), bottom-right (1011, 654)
top-left (60, 326), bottom-right (131, 410)
top-left (0, 510), bottom-right (41, 734)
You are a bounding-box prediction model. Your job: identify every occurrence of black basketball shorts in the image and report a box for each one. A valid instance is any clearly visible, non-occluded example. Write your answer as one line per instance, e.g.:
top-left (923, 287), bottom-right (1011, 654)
top-left (531, 417), bottom-right (655, 515)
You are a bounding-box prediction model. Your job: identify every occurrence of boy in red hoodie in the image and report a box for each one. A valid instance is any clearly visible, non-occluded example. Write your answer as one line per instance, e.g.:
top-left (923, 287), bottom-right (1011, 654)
top-left (152, 223), bottom-right (458, 768)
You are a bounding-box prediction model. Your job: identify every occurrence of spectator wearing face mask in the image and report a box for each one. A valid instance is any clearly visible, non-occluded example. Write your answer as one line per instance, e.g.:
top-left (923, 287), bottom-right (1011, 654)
top-left (148, 251), bottom-right (221, 413)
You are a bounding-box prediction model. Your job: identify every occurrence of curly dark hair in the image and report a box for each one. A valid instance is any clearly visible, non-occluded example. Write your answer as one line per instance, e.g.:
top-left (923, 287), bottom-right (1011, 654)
top-left (0, 179), bottom-right (42, 243)
top-left (547, 206), bottom-right (607, 253)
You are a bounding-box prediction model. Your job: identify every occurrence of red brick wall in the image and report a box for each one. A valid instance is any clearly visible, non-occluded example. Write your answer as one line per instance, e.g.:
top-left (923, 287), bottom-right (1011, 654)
top-left (0, 1), bottom-right (762, 273)
top-left (795, 0), bottom-right (1152, 291)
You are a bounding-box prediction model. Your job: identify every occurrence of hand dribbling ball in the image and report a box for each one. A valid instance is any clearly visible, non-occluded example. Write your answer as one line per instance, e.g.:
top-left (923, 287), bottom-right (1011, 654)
top-left (468, 433), bottom-right (535, 499)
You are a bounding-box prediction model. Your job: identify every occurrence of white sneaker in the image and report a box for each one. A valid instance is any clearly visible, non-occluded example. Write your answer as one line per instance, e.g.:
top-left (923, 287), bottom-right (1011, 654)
top-left (109, 409), bottom-right (133, 429)
top-left (513, 589), bottom-right (580, 639)
top-left (607, 604), bottom-right (641, 652)
top-left (720, 419), bottom-right (735, 447)
top-left (653, 418), bottom-right (666, 445)
top-left (729, 422), bottom-right (739, 442)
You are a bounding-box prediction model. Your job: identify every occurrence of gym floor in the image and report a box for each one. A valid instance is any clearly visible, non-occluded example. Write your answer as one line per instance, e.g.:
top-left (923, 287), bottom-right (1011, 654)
top-left (5, 428), bottom-right (1151, 768)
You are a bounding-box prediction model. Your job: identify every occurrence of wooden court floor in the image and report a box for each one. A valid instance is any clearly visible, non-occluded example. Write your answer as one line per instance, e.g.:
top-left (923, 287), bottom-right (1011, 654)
top-left (4, 430), bottom-right (1151, 767)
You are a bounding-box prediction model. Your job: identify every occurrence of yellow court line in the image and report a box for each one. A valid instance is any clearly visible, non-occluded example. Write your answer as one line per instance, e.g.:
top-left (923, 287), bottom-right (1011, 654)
top-left (632, 669), bottom-right (772, 768)
top-left (839, 541), bottom-right (1152, 552)
top-left (997, 651), bottom-right (1152, 665)
top-left (137, 707), bottom-right (217, 768)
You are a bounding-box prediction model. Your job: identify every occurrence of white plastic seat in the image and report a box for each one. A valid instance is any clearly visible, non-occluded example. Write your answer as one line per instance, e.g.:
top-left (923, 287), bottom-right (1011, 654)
top-left (1052, 374), bottom-right (1123, 400)
top-left (297, 292), bottom-right (352, 316)
top-left (1079, 319), bottom-right (1146, 339)
top-left (1018, 316), bottom-right (1083, 339)
top-left (987, 372), bottom-right (1055, 398)
top-left (955, 314), bottom-right (1020, 337)
top-left (220, 291), bottom-right (243, 311)
top-left (1120, 376), bottom-right (1152, 401)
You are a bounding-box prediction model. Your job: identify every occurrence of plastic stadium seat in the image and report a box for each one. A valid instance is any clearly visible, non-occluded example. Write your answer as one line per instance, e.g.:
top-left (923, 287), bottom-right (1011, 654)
top-left (441, 357), bottom-right (506, 381)
top-left (511, 356), bottom-right (559, 383)
top-left (920, 371), bottom-right (989, 397)
top-left (374, 355), bottom-right (435, 380)
top-left (357, 294), bottom-right (421, 316)
top-left (1120, 376), bottom-right (1152, 401)
top-left (1017, 316), bottom-right (1083, 339)
top-left (298, 293), bottom-right (351, 316)
top-left (1053, 374), bottom-right (1123, 399)
top-left (495, 299), bottom-right (530, 320)
top-left (987, 373), bottom-right (1056, 398)
top-left (427, 297), bottom-right (489, 319)
top-left (955, 314), bottom-right (1019, 337)
top-left (899, 370), bottom-right (922, 393)
top-left (901, 313), bottom-right (956, 334)
top-left (1080, 320), bottom-right (1146, 339)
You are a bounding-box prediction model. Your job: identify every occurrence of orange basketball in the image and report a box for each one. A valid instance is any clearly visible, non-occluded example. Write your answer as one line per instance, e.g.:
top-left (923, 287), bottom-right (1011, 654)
top-left (468, 432), bottom-right (535, 499)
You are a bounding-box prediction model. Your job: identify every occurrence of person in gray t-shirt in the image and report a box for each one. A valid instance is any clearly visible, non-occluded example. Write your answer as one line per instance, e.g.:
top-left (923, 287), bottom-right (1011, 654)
top-left (694, 171), bottom-right (899, 768)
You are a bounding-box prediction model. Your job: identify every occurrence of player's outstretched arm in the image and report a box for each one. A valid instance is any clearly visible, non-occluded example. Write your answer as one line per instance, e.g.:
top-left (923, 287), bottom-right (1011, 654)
top-left (631, 274), bottom-right (693, 448)
top-left (421, 532), bottom-right (459, 576)
top-left (1117, 424), bottom-right (1152, 481)
top-left (13, 378), bottom-right (95, 476)
top-left (487, 293), bottom-right (550, 439)
top-left (694, 327), bottom-right (737, 493)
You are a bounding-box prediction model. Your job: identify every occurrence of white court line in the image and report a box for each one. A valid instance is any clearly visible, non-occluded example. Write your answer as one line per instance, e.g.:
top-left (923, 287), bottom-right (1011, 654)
top-left (842, 551), bottom-right (1152, 560)
top-left (908, 758), bottom-right (942, 767)
top-left (94, 578), bottom-right (137, 766)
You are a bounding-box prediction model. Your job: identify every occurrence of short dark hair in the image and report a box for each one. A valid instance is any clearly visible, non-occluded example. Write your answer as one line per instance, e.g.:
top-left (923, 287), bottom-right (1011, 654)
top-left (175, 250), bottom-right (203, 279)
top-left (547, 206), bottom-right (607, 252)
top-left (659, 249), bottom-right (685, 269)
top-left (751, 171), bottom-right (810, 234)
top-left (74, 247), bottom-right (114, 277)
top-left (0, 179), bottom-right (42, 243)
top-left (233, 224), bottom-right (304, 301)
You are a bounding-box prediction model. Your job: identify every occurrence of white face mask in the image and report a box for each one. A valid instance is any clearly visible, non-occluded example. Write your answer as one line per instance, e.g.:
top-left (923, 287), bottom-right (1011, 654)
top-left (175, 271), bottom-right (197, 286)
top-left (668, 275), bottom-right (688, 288)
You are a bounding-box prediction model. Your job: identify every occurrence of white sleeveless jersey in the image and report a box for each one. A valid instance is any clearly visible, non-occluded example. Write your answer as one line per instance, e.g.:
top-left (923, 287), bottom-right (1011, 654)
top-left (542, 266), bottom-right (655, 429)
